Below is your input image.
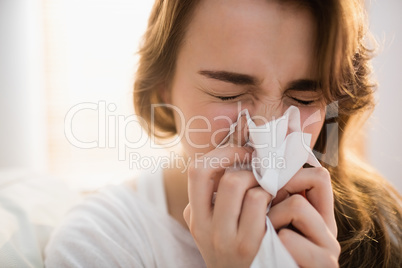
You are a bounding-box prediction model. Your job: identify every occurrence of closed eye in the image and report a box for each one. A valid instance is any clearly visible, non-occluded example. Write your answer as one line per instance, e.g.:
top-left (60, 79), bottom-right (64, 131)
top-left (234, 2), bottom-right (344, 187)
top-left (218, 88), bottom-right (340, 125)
top-left (290, 97), bottom-right (315, 106)
top-left (216, 95), bottom-right (315, 104)
top-left (214, 94), bottom-right (243, 101)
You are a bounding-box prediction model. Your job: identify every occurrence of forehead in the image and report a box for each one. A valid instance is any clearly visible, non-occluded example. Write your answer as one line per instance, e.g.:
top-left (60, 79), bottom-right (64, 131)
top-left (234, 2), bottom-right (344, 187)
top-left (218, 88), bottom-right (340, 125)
top-left (179, 0), bottom-right (317, 84)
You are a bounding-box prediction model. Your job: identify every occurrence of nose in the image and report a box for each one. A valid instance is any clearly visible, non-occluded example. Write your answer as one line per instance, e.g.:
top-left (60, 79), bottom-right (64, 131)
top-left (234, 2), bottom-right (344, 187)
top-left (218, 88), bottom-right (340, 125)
top-left (250, 100), bottom-right (288, 126)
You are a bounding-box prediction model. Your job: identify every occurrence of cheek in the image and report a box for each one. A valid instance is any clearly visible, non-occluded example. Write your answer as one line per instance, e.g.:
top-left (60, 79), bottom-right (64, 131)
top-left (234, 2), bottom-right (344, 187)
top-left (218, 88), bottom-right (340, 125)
top-left (299, 106), bottom-right (326, 148)
top-left (177, 104), bottom-right (239, 157)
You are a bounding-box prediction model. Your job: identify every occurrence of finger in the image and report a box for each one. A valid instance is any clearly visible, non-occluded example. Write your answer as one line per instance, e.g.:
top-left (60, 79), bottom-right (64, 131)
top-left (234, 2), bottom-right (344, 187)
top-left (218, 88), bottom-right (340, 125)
top-left (268, 194), bottom-right (337, 251)
top-left (278, 228), bottom-right (339, 268)
top-left (187, 146), bottom-right (253, 223)
top-left (272, 167), bottom-right (336, 235)
top-left (238, 187), bottom-right (272, 248)
top-left (212, 170), bottom-right (259, 236)
top-left (184, 204), bottom-right (205, 242)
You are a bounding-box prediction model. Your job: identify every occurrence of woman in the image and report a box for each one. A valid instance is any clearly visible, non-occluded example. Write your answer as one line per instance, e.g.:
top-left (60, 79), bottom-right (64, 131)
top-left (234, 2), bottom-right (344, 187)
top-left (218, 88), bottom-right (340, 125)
top-left (45, 0), bottom-right (402, 267)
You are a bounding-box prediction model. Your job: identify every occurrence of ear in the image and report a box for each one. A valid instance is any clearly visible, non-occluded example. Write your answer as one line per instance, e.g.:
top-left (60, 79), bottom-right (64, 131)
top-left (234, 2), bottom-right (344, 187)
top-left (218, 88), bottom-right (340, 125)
top-left (159, 83), bottom-right (171, 104)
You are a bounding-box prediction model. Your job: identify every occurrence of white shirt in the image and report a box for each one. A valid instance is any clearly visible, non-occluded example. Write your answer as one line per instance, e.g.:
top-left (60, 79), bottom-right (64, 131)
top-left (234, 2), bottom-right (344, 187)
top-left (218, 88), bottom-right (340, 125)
top-left (44, 169), bottom-right (206, 268)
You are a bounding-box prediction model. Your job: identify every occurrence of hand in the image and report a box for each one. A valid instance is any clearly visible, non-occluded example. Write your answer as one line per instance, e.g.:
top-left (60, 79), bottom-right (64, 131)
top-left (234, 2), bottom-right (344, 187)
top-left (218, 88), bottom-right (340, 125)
top-left (268, 167), bottom-right (341, 267)
top-left (183, 116), bottom-right (272, 268)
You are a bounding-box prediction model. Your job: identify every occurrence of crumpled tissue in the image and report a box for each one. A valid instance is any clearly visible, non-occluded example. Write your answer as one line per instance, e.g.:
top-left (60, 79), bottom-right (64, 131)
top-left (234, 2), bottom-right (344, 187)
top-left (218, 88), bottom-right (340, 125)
top-left (217, 105), bottom-right (321, 267)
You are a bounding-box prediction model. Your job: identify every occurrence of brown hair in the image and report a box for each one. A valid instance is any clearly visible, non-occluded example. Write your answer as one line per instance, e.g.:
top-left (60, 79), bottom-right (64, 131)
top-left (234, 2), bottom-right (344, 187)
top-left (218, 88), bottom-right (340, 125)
top-left (134, 0), bottom-right (402, 267)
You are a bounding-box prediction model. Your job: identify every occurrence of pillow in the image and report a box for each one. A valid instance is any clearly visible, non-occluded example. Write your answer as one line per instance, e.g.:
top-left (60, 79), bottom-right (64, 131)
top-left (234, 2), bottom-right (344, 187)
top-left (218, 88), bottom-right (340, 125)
top-left (0, 169), bottom-right (80, 268)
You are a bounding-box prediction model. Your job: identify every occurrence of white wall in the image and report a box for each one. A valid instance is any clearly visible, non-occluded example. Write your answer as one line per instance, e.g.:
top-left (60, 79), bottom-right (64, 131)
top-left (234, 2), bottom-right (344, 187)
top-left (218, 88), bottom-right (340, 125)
top-left (367, 0), bottom-right (402, 193)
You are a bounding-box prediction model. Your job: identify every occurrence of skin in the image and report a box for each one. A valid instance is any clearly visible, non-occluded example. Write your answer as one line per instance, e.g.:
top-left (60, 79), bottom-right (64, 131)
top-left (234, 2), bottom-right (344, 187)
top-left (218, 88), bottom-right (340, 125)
top-left (160, 0), bottom-right (340, 267)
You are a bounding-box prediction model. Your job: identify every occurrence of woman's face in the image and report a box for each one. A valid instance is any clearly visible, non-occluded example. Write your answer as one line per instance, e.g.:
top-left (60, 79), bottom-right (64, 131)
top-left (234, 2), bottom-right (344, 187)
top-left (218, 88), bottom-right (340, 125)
top-left (169, 0), bottom-right (326, 159)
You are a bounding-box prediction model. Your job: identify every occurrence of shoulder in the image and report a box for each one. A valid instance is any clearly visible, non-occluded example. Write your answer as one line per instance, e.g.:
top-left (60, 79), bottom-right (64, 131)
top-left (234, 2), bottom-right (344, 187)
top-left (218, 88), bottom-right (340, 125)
top-left (44, 173), bottom-right (205, 268)
top-left (44, 183), bottom-right (152, 267)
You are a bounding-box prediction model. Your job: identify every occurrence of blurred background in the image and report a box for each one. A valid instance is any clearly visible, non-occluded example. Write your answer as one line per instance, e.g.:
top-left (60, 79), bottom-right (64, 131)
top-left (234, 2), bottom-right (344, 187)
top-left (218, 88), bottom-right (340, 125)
top-left (0, 0), bottom-right (401, 192)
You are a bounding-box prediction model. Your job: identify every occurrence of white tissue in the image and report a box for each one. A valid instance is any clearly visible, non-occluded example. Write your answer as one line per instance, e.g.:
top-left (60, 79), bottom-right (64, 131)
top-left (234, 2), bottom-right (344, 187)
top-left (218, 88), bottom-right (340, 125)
top-left (218, 105), bottom-right (321, 267)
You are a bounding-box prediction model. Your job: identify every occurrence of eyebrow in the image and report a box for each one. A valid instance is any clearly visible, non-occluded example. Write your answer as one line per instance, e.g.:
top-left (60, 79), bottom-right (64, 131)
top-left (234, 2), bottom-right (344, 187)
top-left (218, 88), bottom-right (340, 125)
top-left (286, 79), bottom-right (320, 92)
top-left (198, 70), bottom-right (259, 86)
top-left (198, 70), bottom-right (320, 91)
